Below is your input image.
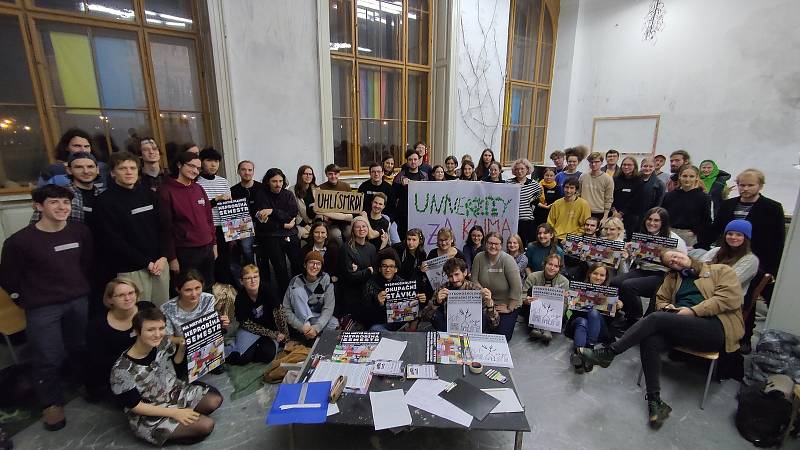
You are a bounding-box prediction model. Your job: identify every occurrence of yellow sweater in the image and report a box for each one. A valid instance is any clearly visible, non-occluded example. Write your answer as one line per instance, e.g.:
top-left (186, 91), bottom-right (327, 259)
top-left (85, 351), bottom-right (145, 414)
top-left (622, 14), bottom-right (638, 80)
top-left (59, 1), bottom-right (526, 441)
top-left (547, 197), bottom-right (591, 241)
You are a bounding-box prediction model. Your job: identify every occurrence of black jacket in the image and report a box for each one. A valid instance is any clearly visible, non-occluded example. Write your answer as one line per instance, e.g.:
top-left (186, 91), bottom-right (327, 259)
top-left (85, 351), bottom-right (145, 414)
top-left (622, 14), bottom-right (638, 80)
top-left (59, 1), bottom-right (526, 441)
top-left (253, 187), bottom-right (298, 237)
top-left (611, 175), bottom-right (646, 217)
top-left (231, 180), bottom-right (263, 220)
top-left (640, 175), bottom-right (665, 211)
top-left (661, 187), bottom-right (711, 236)
top-left (701, 195), bottom-right (786, 274)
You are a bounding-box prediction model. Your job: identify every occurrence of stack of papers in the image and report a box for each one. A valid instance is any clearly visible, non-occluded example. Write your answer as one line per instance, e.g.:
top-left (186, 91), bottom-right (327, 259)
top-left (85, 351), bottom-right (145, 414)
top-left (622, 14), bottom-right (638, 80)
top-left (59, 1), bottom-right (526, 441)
top-left (370, 389), bottom-right (412, 430)
top-left (367, 338), bottom-right (407, 361)
top-left (404, 379), bottom-right (473, 427)
top-left (309, 361), bottom-right (372, 394)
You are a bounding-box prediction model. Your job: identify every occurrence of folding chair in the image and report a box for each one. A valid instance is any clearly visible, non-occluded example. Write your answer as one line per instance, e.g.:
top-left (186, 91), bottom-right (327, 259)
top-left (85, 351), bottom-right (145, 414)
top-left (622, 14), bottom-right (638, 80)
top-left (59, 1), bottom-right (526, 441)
top-left (637, 346), bottom-right (719, 409)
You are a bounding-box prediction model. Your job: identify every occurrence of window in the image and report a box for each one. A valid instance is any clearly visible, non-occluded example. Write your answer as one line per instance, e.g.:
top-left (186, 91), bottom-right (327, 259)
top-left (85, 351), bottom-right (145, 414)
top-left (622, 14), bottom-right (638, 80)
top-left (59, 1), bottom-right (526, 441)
top-left (501, 0), bottom-right (557, 164)
top-left (329, 0), bottom-right (432, 173)
top-left (0, 0), bottom-right (208, 192)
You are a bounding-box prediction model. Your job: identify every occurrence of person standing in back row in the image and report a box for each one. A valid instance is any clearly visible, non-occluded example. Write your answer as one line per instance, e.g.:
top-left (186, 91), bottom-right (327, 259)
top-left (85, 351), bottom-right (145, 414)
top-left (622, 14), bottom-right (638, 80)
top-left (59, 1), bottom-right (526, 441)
top-left (661, 165), bottom-right (710, 247)
top-left (195, 148), bottom-right (233, 285)
top-left (601, 149), bottom-right (620, 177)
top-left (579, 152), bottom-right (614, 221)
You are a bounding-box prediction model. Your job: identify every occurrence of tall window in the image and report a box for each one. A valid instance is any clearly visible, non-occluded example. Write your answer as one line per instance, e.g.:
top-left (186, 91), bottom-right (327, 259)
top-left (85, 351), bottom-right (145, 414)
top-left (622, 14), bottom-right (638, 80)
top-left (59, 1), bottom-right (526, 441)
top-left (501, 0), bottom-right (557, 164)
top-left (329, 0), bottom-right (432, 174)
top-left (0, 0), bottom-right (209, 193)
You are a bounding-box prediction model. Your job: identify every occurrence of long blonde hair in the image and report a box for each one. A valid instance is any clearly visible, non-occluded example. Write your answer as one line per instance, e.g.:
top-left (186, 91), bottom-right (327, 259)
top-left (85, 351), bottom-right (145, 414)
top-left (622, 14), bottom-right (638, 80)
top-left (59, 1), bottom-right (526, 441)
top-left (348, 216), bottom-right (371, 249)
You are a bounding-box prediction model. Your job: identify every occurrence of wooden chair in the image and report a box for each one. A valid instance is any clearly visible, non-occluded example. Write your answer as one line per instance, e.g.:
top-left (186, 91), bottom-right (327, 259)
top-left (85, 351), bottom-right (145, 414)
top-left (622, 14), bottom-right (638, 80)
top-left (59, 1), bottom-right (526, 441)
top-left (636, 346), bottom-right (719, 409)
top-left (0, 288), bottom-right (26, 364)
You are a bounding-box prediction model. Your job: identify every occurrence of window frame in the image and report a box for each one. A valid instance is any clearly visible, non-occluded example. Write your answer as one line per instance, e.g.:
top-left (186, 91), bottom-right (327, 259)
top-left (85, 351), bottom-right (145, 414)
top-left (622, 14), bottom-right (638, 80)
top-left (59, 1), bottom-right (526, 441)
top-left (330, 0), bottom-right (433, 175)
top-left (501, 0), bottom-right (559, 165)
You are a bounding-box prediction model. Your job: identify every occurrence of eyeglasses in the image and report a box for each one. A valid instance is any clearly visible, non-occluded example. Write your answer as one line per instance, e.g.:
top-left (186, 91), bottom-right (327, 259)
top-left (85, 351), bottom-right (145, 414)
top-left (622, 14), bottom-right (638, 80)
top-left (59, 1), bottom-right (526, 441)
top-left (113, 291), bottom-right (136, 299)
top-left (242, 276), bottom-right (259, 282)
top-left (306, 261), bottom-right (322, 267)
top-left (486, 241), bottom-right (502, 247)
top-left (380, 264), bottom-right (397, 269)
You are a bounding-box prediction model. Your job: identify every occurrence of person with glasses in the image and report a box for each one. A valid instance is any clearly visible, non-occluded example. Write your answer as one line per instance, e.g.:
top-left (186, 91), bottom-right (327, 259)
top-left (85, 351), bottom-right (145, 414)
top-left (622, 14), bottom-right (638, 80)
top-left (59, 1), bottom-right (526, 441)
top-left (358, 162), bottom-right (394, 219)
top-left (359, 248), bottom-right (427, 331)
top-left (138, 137), bottom-right (168, 193)
top-left (283, 251), bottom-right (338, 342)
top-left (158, 151), bottom-right (216, 289)
top-left (290, 165), bottom-right (318, 242)
top-left (226, 265), bottom-right (287, 365)
top-left (86, 279), bottom-right (155, 400)
top-left (472, 232), bottom-right (524, 340)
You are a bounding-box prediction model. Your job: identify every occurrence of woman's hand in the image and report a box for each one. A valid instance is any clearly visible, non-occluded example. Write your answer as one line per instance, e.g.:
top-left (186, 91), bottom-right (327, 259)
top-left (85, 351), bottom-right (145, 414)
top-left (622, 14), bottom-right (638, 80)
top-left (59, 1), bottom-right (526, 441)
top-left (283, 218), bottom-right (296, 230)
top-left (276, 333), bottom-right (286, 343)
top-left (219, 315), bottom-right (230, 328)
top-left (420, 262), bottom-right (429, 272)
top-left (417, 293), bottom-right (427, 304)
top-left (301, 323), bottom-right (312, 334)
top-left (304, 327), bottom-right (318, 339)
top-left (257, 209), bottom-right (273, 222)
top-left (377, 291), bottom-right (387, 305)
top-left (171, 408), bottom-right (200, 426)
top-left (494, 303), bottom-right (510, 314)
top-left (480, 288), bottom-right (493, 303)
top-left (524, 295), bottom-right (536, 305)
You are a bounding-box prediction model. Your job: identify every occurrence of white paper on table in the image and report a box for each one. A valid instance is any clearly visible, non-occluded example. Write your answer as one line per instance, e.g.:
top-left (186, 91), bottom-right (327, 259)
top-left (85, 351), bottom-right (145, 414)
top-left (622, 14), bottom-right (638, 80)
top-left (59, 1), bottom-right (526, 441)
top-left (467, 333), bottom-right (514, 368)
top-left (404, 379), bottom-right (473, 427)
top-left (482, 388), bottom-right (524, 413)
top-left (309, 361), bottom-right (372, 393)
top-left (369, 389), bottom-right (412, 430)
top-left (367, 338), bottom-right (407, 361)
top-left (327, 403), bottom-right (340, 416)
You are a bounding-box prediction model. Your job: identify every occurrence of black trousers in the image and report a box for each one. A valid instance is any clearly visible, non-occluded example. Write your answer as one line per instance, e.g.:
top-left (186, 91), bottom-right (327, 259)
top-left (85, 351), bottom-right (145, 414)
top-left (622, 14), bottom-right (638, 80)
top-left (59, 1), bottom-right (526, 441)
top-left (611, 268), bottom-right (665, 323)
top-left (175, 245), bottom-right (215, 290)
top-left (257, 235), bottom-right (302, 296)
top-left (518, 219), bottom-right (537, 247)
top-left (213, 226), bottom-right (234, 285)
top-left (610, 312), bottom-right (724, 394)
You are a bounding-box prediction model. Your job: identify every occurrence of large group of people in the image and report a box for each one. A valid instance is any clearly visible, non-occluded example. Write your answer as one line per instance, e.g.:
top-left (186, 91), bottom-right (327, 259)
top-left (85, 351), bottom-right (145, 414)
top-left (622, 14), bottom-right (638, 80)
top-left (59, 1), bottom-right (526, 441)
top-left (0, 130), bottom-right (787, 442)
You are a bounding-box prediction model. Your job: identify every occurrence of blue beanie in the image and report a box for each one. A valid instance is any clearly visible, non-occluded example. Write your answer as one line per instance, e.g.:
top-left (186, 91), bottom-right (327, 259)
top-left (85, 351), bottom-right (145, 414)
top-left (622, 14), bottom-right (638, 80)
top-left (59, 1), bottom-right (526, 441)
top-left (724, 219), bottom-right (752, 240)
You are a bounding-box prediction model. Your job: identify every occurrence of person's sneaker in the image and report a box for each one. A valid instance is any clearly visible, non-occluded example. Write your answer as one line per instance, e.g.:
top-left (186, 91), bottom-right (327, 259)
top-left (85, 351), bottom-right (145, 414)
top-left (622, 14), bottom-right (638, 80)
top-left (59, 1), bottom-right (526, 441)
top-left (227, 351), bottom-right (242, 365)
top-left (583, 361), bottom-right (594, 373)
top-left (647, 397), bottom-right (672, 429)
top-left (541, 330), bottom-right (553, 345)
top-left (42, 405), bottom-right (65, 431)
top-left (570, 350), bottom-right (584, 373)
top-left (578, 346), bottom-right (615, 368)
top-left (529, 329), bottom-right (543, 340)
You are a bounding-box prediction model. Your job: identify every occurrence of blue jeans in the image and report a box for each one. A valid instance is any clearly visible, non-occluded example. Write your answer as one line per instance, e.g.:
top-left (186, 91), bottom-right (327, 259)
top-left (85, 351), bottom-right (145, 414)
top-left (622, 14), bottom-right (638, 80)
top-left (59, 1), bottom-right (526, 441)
top-left (495, 309), bottom-right (520, 342)
top-left (26, 296), bottom-right (88, 407)
top-left (573, 309), bottom-right (602, 348)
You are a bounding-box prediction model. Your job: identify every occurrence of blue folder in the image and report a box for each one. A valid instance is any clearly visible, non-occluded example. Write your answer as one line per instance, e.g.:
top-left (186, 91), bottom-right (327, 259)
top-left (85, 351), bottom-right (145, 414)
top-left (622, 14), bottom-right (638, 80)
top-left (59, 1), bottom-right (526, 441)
top-left (266, 381), bottom-right (331, 425)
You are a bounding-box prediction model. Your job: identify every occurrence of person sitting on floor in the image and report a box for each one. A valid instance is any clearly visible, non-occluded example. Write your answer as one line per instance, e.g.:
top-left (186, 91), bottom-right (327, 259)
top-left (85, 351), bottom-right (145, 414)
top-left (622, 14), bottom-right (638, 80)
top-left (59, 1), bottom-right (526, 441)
top-left (226, 264), bottom-right (288, 365)
top-left (422, 257), bottom-right (498, 332)
top-left (462, 225), bottom-right (485, 273)
top-left (161, 270), bottom-right (230, 344)
top-left (110, 308), bottom-right (223, 446)
top-left (471, 232), bottom-right (523, 341)
top-left (525, 223), bottom-right (563, 274)
top-left (521, 254), bottom-right (570, 343)
top-left (301, 221), bottom-right (340, 283)
top-left (282, 251), bottom-right (338, 343)
top-left (359, 248), bottom-right (426, 332)
top-left (578, 250), bottom-right (743, 429)
top-left (565, 264), bottom-right (621, 374)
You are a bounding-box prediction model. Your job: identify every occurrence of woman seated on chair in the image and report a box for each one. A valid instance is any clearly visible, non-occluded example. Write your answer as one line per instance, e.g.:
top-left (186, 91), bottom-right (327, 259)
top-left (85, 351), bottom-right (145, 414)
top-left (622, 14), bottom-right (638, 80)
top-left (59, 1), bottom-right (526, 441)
top-left (359, 248), bottom-right (426, 332)
top-left (696, 219), bottom-right (759, 294)
top-left (110, 308), bottom-right (223, 446)
top-left (578, 250), bottom-right (743, 429)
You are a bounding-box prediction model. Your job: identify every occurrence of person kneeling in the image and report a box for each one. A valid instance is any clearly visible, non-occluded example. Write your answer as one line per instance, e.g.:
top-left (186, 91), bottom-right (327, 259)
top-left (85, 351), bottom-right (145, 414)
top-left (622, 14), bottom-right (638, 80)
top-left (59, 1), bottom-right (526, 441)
top-left (360, 248), bottom-right (427, 332)
top-left (578, 250), bottom-right (743, 429)
top-left (421, 258), bottom-right (498, 332)
top-left (110, 308), bottom-right (223, 446)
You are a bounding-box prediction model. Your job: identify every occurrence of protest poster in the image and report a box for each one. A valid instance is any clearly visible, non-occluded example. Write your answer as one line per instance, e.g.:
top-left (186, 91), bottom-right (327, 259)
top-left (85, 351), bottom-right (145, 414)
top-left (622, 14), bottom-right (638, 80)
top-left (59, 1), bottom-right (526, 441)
top-left (424, 254), bottom-right (450, 291)
top-left (467, 333), bottom-right (513, 368)
top-left (528, 286), bottom-right (565, 333)
top-left (218, 198), bottom-right (255, 242)
top-left (408, 180), bottom-right (520, 251)
top-left (446, 289), bottom-right (483, 334)
top-left (385, 280), bottom-right (419, 323)
top-left (566, 281), bottom-right (619, 317)
top-left (629, 232), bottom-right (679, 263)
top-left (314, 189), bottom-right (364, 214)
top-left (563, 234), bottom-right (625, 267)
top-left (181, 312), bottom-right (224, 382)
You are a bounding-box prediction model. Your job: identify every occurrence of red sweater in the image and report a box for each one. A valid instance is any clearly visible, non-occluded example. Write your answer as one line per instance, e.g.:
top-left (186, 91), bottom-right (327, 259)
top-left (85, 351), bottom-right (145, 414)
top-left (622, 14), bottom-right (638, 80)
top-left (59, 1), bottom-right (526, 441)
top-left (158, 177), bottom-right (215, 260)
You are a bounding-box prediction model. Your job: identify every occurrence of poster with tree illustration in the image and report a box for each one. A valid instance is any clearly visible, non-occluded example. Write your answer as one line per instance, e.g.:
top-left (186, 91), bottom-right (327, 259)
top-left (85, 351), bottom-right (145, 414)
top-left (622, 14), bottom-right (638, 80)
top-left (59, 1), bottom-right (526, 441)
top-left (446, 290), bottom-right (482, 334)
top-left (528, 286), bottom-right (565, 333)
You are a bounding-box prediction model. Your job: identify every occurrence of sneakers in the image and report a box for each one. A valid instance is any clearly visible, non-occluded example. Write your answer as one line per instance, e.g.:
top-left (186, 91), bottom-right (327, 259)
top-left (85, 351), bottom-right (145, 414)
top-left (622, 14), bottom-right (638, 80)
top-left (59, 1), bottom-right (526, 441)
top-left (529, 329), bottom-right (544, 340)
top-left (541, 330), bottom-right (553, 345)
top-left (570, 350), bottom-right (584, 374)
top-left (646, 396), bottom-right (672, 429)
top-left (578, 346), bottom-right (615, 368)
top-left (42, 405), bottom-right (65, 431)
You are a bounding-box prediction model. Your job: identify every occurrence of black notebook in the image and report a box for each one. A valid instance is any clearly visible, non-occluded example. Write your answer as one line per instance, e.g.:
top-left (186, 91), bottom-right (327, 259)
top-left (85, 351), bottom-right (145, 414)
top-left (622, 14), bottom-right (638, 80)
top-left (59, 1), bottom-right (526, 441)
top-left (438, 378), bottom-right (500, 421)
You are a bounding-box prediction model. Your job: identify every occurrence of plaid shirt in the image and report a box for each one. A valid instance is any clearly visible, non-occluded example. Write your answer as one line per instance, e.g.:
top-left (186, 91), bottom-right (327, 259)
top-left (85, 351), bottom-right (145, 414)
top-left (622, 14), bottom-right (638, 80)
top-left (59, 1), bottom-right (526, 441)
top-left (29, 182), bottom-right (105, 224)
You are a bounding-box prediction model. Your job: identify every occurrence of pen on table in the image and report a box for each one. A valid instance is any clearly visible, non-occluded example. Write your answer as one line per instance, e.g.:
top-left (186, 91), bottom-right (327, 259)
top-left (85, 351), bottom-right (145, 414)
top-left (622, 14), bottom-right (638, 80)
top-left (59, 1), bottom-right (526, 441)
top-left (460, 335), bottom-right (467, 377)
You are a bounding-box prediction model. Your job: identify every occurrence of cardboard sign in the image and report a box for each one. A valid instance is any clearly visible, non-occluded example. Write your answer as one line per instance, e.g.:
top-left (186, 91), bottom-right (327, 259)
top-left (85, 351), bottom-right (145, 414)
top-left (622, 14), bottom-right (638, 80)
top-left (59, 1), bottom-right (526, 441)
top-left (566, 281), bottom-right (619, 317)
top-left (218, 198), bottom-right (255, 242)
top-left (385, 280), bottom-right (419, 323)
top-left (446, 289), bottom-right (483, 334)
top-left (630, 232), bottom-right (679, 263)
top-left (424, 254), bottom-right (450, 291)
top-left (314, 189), bottom-right (364, 214)
top-left (181, 312), bottom-right (224, 382)
top-left (528, 286), bottom-right (565, 333)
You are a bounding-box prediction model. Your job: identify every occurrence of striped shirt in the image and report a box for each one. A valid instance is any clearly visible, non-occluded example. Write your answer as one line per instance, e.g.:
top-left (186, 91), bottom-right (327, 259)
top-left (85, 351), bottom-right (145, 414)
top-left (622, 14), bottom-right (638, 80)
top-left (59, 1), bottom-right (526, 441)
top-left (196, 174), bottom-right (232, 226)
top-left (508, 178), bottom-right (542, 221)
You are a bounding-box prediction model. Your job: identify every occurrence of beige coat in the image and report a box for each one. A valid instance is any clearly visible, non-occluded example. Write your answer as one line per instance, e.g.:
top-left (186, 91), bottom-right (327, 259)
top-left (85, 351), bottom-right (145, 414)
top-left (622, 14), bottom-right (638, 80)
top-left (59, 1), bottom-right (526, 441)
top-left (655, 259), bottom-right (744, 353)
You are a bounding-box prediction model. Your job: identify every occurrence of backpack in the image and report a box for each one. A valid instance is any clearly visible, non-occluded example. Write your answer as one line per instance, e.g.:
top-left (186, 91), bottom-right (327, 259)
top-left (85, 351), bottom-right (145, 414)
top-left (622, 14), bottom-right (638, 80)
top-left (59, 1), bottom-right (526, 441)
top-left (735, 378), bottom-right (793, 447)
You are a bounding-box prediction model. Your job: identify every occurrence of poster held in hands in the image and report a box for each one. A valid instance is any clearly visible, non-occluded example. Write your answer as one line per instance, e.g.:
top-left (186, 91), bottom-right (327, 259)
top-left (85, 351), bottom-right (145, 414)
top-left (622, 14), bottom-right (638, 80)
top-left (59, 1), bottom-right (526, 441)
top-left (446, 289), bottom-right (483, 334)
top-left (314, 190), bottom-right (364, 214)
top-left (385, 280), bottom-right (419, 323)
top-left (566, 281), bottom-right (619, 317)
top-left (629, 232), bottom-right (679, 263)
top-left (218, 198), bottom-right (255, 242)
top-left (181, 312), bottom-right (225, 382)
top-left (528, 286), bottom-right (565, 333)
top-left (424, 255), bottom-right (450, 291)
top-left (563, 234), bottom-right (625, 267)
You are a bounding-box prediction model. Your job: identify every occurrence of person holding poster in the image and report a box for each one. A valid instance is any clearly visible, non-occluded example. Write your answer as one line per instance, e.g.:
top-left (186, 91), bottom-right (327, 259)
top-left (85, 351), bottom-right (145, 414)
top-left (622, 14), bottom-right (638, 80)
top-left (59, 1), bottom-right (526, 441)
top-left (578, 251), bottom-right (743, 429)
top-left (522, 254), bottom-right (570, 342)
top-left (422, 258), bottom-right (498, 332)
top-left (547, 178), bottom-right (591, 242)
top-left (195, 148), bottom-right (233, 285)
top-left (566, 264), bottom-right (621, 374)
top-left (110, 308), bottom-right (223, 446)
top-left (359, 248), bottom-right (426, 331)
top-left (472, 232), bottom-right (524, 340)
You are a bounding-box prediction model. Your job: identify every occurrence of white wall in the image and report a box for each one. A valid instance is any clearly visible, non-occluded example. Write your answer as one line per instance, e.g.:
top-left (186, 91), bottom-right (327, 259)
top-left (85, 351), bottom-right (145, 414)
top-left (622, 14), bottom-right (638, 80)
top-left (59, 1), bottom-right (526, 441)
top-left (216, 1), bottom-right (324, 182)
top-left (548, 0), bottom-right (800, 209)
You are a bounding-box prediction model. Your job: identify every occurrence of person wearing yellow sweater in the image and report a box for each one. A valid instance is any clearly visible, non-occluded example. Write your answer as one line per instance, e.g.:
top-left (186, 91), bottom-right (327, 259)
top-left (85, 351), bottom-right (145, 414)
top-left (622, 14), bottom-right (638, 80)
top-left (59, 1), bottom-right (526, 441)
top-left (579, 152), bottom-right (614, 220)
top-left (547, 178), bottom-right (591, 241)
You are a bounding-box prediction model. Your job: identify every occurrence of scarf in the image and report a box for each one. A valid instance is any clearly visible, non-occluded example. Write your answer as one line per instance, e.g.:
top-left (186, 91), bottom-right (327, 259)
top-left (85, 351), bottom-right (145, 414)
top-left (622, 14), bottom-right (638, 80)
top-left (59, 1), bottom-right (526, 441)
top-left (540, 179), bottom-right (556, 189)
top-left (699, 160), bottom-right (720, 192)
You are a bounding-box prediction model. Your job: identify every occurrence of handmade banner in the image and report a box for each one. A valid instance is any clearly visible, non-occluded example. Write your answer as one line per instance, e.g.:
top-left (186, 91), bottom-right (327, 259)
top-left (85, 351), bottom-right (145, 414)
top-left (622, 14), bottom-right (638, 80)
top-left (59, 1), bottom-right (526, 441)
top-left (424, 254), bottom-right (450, 291)
top-left (314, 189), bottom-right (364, 214)
top-left (385, 280), bottom-right (419, 323)
top-left (528, 286), bottom-right (565, 333)
top-left (446, 289), bottom-right (483, 334)
top-left (408, 180), bottom-right (520, 251)
top-left (566, 281), bottom-right (619, 317)
top-left (629, 232), bottom-right (679, 263)
top-left (563, 234), bottom-right (626, 267)
top-left (181, 312), bottom-right (224, 382)
top-left (218, 198), bottom-right (255, 242)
